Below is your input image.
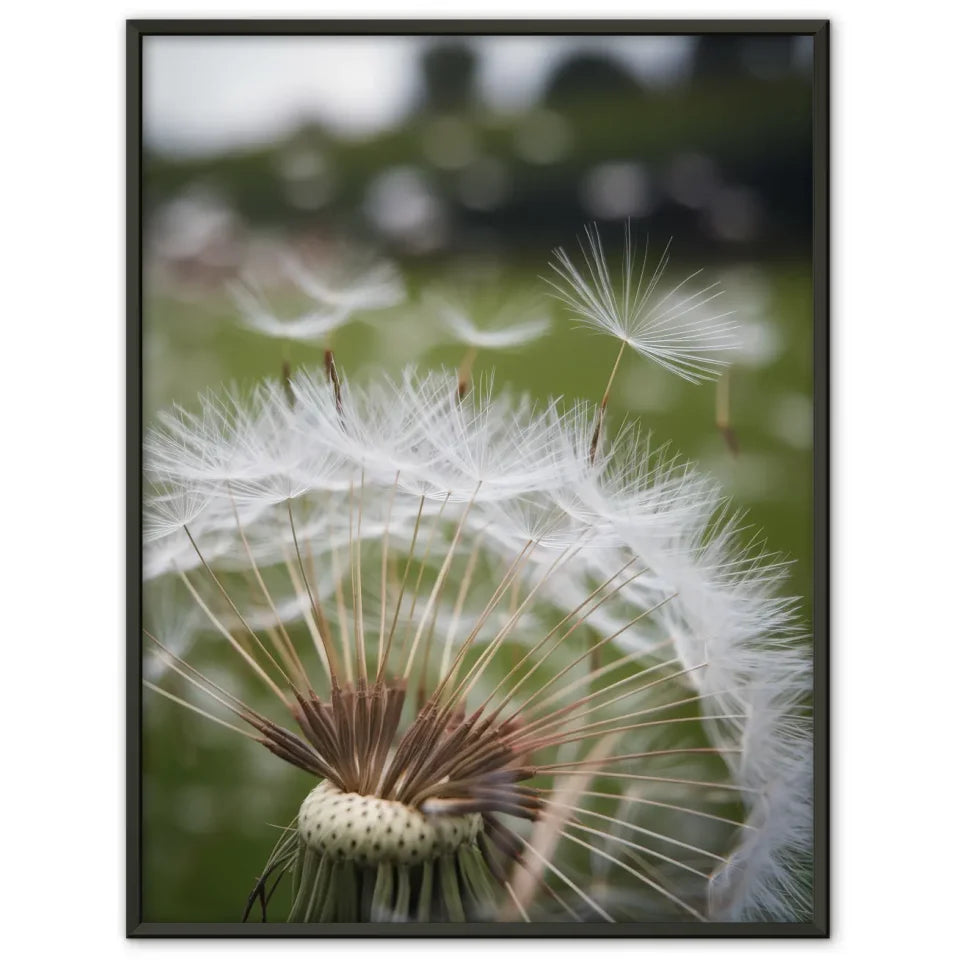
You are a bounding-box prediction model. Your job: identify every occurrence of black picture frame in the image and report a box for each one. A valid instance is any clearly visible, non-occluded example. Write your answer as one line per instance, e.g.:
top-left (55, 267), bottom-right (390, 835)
top-left (127, 18), bottom-right (829, 938)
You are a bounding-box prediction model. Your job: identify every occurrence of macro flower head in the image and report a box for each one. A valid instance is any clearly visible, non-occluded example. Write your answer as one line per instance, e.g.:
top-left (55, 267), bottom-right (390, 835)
top-left (143, 230), bottom-right (813, 925)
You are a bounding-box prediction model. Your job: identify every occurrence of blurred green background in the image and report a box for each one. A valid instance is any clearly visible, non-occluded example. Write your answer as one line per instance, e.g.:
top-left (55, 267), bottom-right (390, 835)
top-left (142, 33), bottom-right (813, 922)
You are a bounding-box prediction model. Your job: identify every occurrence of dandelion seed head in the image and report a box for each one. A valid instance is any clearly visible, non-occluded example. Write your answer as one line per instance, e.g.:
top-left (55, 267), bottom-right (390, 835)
top-left (144, 229), bottom-right (811, 925)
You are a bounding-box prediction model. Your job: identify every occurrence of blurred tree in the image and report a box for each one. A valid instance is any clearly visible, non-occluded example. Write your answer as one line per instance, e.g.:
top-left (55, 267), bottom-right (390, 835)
top-left (691, 35), bottom-right (746, 81)
top-left (692, 35), bottom-right (797, 81)
top-left (542, 53), bottom-right (643, 107)
top-left (419, 41), bottom-right (478, 112)
top-left (740, 36), bottom-right (798, 77)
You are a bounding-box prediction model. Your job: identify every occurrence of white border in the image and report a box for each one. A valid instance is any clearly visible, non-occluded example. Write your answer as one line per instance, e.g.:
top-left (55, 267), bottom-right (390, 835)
top-left (5, 2), bottom-right (959, 955)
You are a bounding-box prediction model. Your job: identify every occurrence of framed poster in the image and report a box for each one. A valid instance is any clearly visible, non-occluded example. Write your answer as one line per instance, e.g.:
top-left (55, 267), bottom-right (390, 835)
top-left (128, 19), bottom-right (828, 936)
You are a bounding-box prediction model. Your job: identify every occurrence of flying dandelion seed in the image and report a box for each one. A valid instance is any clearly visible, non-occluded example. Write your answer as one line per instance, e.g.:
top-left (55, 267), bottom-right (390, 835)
top-left (547, 223), bottom-right (740, 384)
top-left (282, 250), bottom-right (406, 314)
top-left (143, 231), bottom-right (813, 925)
top-left (229, 248), bottom-right (405, 343)
top-left (432, 295), bottom-right (552, 351)
top-left (426, 290), bottom-right (552, 398)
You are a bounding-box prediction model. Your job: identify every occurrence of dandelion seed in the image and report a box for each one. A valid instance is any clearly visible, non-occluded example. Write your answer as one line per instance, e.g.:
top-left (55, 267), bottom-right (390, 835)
top-left (282, 250), bottom-right (405, 314)
top-left (144, 233), bottom-right (812, 925)
top-left (426, 291), bottom-right (551, 397)
top-left (433, 296), bottom-right (552, 351)
top-left (229, 279), bottom-right (352, 342)
top-left (229, 249), bottom-right (405, 344)
top-left (547, 223), bottom-right (740, 384)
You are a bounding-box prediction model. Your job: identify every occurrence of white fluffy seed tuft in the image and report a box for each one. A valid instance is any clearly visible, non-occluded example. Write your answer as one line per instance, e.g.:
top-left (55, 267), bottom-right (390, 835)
top-left (546, 223), bottom-right (740, 383)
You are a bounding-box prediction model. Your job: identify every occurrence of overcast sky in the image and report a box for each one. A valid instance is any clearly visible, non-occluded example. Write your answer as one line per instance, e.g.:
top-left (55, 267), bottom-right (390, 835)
top-left (144, 35), bottom-right (695, 156)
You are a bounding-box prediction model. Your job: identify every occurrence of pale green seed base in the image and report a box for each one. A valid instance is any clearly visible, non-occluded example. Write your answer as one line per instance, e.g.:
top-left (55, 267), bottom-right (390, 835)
top-left (298, 781), bottom-right (482, 866)
top-left (286, 781), bottom-right (496, 922)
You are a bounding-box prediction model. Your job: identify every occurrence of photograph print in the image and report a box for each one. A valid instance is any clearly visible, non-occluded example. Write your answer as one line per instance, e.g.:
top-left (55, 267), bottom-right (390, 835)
top-left (131, 20), bottom-right (827, 935)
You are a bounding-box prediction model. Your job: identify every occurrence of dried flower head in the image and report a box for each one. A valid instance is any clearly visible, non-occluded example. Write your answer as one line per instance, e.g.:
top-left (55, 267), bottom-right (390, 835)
top-left (144, 232), bottom-right (812, 925)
